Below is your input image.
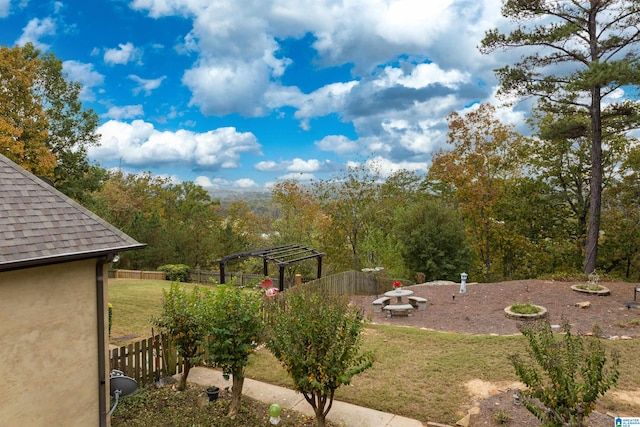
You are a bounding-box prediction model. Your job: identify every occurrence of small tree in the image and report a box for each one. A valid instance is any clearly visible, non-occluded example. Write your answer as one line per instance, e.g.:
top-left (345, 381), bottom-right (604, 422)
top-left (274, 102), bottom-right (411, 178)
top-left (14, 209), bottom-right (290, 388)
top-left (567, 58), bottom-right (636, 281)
top-left (203, 283), bottom-right (264, 416)
top-left (152, 283), bottom-right (207, 391)
top-left (510, 320), bottom-right (619, 427)
top-left (265, 287), bottom-right (373, 427)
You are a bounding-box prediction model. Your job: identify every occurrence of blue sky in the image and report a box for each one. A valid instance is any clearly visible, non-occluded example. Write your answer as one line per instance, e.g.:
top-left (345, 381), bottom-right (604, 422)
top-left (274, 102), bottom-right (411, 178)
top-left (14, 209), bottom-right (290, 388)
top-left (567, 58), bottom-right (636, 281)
top-left (1, 0), bottom-right (528, 192)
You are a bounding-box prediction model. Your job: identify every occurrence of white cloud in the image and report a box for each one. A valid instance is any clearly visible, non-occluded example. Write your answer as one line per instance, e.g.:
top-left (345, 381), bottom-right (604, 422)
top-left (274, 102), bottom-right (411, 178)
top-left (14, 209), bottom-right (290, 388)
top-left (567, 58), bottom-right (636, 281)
top-left (364, 156), bottom-right (429, 178)
top-left (130, 0), bottom-right (188, 18)
top-left (254, 160), bottom-right (278, 172)
top-left (393, 63), bottom-right (470, 89)
top-left (104, 42), bottom-right (141, 65)
top-left (254, 158), bottom-right (335, 173)
top-left (292, 81), bottom-right (358, 130)
top-left (0, 0), bottom-right (10, 18)
top-left (91, 120), bottom-right (262, 170)
top-left (15, 17), bottom-right (56, 50)
top-left (104, 105), bottom-right (144, 119)
top-left (315, 135), bottom-right (358, 155)
top-left (288, 158), bottom-right (322, 172)
top-left (62, 60), bottom-right (105, 101)
top-left (183, 58), bottom-right (272, 117)
top-left (234, 178), bottom-right (259, 189)
top-left (195, 176), bottom-right (260, 191)
top-left (128, 74), bottom-right (166, 96)
top-left (194, 176), bottom-right (227, 190)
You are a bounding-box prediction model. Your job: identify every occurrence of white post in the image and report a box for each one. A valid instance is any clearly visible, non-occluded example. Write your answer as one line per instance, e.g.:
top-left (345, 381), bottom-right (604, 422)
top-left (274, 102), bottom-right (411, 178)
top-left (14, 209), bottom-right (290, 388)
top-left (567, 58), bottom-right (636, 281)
top-left (460, 272), bottom-right (468, 294)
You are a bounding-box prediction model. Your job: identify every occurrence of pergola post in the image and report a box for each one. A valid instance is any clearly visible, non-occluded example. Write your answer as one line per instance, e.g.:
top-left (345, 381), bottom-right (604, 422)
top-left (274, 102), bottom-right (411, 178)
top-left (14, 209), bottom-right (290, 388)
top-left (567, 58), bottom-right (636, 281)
top-left (317, 255), bottom-right (323, 279)
top-left (278, 265), bottom-right (285, 292)
top-left (219, 262), bottom-right (226, 284)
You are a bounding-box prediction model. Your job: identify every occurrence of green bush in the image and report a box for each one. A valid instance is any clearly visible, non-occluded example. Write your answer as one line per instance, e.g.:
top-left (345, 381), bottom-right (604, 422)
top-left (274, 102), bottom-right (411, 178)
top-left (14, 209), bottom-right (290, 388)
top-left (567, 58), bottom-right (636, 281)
top-left (510, 320), bottom-right (619, 427)
top-left (158, 264), bottom-right (190, 282)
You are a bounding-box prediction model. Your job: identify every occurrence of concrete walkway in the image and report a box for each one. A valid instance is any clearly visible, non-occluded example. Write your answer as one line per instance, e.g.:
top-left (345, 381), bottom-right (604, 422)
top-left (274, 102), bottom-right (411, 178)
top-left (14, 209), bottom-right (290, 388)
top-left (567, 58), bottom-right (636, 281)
top-left (185, 366), bottom-right (425, 427)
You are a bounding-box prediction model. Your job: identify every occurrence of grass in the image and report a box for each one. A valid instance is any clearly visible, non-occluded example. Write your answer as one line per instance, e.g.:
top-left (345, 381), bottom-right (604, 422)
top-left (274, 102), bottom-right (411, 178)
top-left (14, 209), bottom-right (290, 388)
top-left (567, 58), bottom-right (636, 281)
top-left (576, 283), bottom-right (606, 291)
top-left (614, 318), bottom-right (640, 328)
top-left (108, 279), bottom-right (204, 345)
top-left (494, 408), bottom-right (511, 425)
top-left (248, 325), bottom-right (528, 423)
top-left (108, 278), bottom-right (640, 425)
top-left (509, 302), bottom-right (542, 314)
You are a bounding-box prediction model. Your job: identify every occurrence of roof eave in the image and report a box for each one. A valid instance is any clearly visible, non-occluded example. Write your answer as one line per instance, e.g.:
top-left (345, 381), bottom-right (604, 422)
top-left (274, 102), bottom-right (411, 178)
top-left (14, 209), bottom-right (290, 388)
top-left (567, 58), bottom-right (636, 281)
top-left (0, 243), bottom-right (147, 273)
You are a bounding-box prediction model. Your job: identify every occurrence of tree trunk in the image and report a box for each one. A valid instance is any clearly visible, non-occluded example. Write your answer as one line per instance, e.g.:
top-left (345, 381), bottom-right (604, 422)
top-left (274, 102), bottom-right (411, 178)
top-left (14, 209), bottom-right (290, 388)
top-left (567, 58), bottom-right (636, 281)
top-left (228, 372), bottom-right (244, 416)
top-left (301, 390), bottom-right (333, 427)
top-left (584, 7), bottom-right (602, 275)
top-left (584, 88), bottom-right (603, 275)
top-left (178, 358), bottom-right (191, 391)
top-left (312, 392), bottom-right (327, 427)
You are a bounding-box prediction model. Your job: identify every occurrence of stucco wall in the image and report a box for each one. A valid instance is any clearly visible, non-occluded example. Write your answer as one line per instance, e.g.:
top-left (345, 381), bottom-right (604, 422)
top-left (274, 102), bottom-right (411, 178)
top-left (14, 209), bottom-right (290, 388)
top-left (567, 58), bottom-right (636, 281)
top-left (0, 260), bottom-right (109, 426)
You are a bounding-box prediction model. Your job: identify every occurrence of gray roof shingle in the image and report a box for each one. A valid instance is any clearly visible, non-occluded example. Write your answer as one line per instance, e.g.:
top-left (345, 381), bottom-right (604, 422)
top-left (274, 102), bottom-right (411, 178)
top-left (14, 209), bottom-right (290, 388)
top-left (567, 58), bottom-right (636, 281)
top-left (0, 154), bottom-right (144, 271)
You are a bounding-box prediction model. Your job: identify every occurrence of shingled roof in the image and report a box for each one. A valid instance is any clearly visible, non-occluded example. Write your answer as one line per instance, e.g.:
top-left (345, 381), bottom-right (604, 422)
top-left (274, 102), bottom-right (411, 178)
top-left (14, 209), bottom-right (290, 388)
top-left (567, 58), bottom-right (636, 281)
top-left (0, 154), bottom-right (145, 271)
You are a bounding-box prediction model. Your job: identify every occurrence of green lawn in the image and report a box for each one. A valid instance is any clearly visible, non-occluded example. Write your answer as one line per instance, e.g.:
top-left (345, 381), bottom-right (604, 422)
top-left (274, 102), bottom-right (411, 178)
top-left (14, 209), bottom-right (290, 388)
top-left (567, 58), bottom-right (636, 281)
top-left (108, 278), bottom-right (640, 425)
top-left (108, 278), bottom-right (205, 345)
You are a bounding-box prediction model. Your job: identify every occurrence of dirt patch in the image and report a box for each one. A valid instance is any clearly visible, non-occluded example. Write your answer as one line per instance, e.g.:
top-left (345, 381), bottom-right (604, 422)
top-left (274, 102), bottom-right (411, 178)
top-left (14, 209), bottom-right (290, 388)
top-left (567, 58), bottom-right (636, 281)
top-left (465, 379), bottom-right (524, 401)
top-left (611, 389), bottom-right (640, 406)
top-left (351, 280), bottom-right (640, 338)
top-left (462, 379), bottom-right (618, 427)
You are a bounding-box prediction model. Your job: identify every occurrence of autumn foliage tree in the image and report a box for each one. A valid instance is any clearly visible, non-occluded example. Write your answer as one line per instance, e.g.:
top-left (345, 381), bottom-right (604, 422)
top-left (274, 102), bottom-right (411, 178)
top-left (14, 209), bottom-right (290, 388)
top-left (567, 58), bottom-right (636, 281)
top-left (429, 103), bottom-right (526, 280)
top-left (313, 164), bottom-right (384, 271)
top-left (0, 43), bottom-right (100, 200)
top-left (270, 179), bottom-right (332, 278)
top-left (0, 44), bottom-right (55, 178)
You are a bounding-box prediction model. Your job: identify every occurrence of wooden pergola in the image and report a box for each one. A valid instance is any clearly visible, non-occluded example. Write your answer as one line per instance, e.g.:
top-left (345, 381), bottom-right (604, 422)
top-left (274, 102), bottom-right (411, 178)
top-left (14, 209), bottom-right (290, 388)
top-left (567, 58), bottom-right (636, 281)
top-left (217, 244), bottom-right (324, 291)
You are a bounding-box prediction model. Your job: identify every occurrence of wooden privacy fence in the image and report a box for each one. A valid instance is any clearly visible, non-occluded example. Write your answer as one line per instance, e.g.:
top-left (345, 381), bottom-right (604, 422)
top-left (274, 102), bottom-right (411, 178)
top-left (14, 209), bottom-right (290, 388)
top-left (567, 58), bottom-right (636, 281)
top-left (304, 270), bottom-right (407, 296)
top-left (111, 268), bottom-right (279, 287)
top-left (114, 269), bottom-right (167, 280)
top-left (189, 270), bottom-right (279, 288)
top-left (109, 334), bottom-right (183, 386)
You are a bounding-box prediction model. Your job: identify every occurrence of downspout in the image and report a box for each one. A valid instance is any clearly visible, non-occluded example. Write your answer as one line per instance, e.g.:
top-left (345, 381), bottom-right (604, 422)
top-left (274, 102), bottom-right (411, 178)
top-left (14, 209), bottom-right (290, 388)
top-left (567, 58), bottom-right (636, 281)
top-left (97, 255), bottom-right (114, 427)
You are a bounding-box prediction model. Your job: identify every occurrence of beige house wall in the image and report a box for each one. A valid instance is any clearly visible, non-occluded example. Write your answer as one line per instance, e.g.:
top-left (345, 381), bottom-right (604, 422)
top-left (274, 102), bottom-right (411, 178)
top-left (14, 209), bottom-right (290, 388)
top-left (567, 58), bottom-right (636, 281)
top-left (0, 259), bottom-right (109, 427)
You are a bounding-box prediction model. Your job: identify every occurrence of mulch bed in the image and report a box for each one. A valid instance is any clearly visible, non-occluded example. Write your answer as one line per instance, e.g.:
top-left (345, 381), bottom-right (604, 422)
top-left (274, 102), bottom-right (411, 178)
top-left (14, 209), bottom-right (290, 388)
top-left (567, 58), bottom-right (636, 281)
top-left (350, 280), bottom-right (640, 338)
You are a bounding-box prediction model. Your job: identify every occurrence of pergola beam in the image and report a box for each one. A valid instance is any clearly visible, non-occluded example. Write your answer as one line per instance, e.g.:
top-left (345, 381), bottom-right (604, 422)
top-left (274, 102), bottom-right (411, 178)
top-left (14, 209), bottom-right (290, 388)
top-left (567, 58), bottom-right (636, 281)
top-left (217, 244), bottom-right (325, 291)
